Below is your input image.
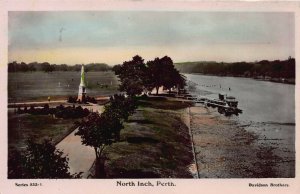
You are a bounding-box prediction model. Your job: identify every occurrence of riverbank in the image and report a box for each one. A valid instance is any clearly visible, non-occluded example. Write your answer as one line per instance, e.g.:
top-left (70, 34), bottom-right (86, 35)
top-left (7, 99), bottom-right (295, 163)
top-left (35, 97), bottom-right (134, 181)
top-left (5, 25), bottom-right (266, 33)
top-left (189, 105), bottom-right (295, 178)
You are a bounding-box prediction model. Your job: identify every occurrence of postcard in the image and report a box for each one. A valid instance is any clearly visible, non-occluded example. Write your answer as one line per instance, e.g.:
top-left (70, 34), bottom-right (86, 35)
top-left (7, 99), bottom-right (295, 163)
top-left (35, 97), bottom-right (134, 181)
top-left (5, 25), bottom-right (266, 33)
top-left (0, 0), bottom-right (299, 194)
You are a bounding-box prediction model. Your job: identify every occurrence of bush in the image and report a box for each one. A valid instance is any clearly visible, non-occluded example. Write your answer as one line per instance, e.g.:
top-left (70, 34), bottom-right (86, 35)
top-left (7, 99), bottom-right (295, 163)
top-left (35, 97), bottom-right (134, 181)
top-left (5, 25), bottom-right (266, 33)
top-left (68, 96), bottom-right (77, 103)
top-left (17, 104), bottom-right (90, 119)
top-left (54, 105), bottom-right (90, 119)
top-left (86, 96), bottom-right (97, 104)
top-left (68, 96), bottom-right (97, 104)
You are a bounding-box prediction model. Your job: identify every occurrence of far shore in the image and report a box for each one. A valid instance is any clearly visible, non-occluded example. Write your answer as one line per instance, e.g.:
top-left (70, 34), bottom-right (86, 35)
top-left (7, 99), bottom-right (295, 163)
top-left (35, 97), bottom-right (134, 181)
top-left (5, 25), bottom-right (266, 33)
top-left (184, 72), bottom-right (295, 85)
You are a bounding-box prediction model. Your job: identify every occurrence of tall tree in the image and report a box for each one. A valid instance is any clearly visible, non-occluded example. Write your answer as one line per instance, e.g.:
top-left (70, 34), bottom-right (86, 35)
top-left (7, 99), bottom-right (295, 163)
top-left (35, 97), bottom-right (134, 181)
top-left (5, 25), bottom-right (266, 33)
top-left (146, 56), bottom-right (186, 94)
top-left (75, 112), bottom-right (123, 178)
top-left (75, 94), bottom-right (137, 177)
top-left (146, 57), bottom-right (163, 94)
top-left (113, 55), bottom-right (147, 96)
top-left (104, 94), bottom-right (137, 122)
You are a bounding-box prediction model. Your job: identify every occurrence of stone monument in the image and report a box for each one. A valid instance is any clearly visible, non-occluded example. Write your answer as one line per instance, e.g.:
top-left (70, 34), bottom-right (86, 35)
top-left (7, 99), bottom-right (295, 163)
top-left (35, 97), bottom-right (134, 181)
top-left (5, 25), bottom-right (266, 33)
top-left (77, 65), bottom-right (86, 102)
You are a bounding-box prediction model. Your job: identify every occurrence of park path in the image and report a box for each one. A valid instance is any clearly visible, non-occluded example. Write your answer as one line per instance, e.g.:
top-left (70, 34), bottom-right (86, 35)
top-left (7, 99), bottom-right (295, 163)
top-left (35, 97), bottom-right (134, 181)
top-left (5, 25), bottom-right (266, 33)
top-left (56, 128), bottom-right (94, 177)
top-left (8, 100), bottom-right (66, 107)
top-left (8, 96), bottom-right (109, 107)
top-left (56, 104), bottom-right (104, 178)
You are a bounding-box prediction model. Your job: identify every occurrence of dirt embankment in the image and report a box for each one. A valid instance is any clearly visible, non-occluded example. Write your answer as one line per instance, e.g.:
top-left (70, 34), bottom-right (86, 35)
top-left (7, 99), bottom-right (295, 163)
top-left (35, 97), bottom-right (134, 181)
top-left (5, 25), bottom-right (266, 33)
top-left (189, 105), bottom-right (295, 178)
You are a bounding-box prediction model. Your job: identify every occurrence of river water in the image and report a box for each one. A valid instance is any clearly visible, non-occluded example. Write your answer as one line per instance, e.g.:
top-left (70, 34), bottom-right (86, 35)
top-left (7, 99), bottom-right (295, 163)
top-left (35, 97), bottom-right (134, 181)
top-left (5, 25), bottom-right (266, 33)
top-left (185, 74), bottom-right (295, 124)
top-left (186, 74), bottom-right (295, 177)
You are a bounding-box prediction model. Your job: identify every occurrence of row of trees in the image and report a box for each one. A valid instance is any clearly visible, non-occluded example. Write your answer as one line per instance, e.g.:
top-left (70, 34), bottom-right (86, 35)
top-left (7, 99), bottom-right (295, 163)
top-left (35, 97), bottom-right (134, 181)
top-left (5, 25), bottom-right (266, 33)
top-left (175, 57), bottom-right (295, 78)
top-left (8, 61), bottom-right (111, 72)
top-left (75, 55), bottom-right (187, 177)
top-left (113, 55), bottom-right (186, 96)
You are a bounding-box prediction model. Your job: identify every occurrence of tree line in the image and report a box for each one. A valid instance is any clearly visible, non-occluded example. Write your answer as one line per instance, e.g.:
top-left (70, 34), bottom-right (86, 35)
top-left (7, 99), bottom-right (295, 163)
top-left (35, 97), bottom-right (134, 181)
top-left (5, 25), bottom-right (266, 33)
top-left (113, 55), bottom-right (186, 96)
top-left (8, 61), bottom-right (111, 72)
top-left (175, 57), bottom-right (295, 79)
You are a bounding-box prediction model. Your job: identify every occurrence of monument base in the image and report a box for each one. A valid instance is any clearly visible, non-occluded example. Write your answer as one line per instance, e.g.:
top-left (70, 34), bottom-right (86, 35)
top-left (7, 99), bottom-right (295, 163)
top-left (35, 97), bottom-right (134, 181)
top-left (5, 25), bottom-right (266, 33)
top-left (77, 94), bottom-right (86, 103)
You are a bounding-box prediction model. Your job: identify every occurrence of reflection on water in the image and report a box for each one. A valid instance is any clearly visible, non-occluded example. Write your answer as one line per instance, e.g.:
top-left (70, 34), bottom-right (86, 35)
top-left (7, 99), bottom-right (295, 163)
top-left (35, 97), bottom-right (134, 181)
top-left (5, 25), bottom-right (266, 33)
top-left (185, 74), bottom-right (295, 124)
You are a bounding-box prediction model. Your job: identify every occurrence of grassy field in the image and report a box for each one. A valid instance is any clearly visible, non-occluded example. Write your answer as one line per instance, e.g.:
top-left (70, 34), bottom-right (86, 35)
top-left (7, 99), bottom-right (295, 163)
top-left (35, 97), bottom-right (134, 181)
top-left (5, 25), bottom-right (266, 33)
top-left (104, 97), bottom-right (194, 178)
top-left (8, 111), bottom-right (79, 153)
top-left (8, 71), bottom-right (119, 102)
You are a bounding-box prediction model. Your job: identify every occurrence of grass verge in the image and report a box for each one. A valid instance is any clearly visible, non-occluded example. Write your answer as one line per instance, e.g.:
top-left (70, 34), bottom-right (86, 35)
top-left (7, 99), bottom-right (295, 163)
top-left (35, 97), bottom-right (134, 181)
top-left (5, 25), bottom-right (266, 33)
top-left (104, 97), bottom-right (194, 178)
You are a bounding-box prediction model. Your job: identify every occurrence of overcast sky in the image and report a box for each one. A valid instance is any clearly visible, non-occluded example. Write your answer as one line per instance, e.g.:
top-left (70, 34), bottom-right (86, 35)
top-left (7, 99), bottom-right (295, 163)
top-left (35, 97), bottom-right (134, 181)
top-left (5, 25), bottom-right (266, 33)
top-left (8, 11), bottom-right (294, 65)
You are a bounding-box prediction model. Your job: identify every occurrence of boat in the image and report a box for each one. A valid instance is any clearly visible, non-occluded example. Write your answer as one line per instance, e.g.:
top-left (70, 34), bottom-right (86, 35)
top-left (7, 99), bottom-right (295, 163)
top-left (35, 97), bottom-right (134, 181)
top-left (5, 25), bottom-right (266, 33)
top-left (195, 93), bottom-right (242, 116)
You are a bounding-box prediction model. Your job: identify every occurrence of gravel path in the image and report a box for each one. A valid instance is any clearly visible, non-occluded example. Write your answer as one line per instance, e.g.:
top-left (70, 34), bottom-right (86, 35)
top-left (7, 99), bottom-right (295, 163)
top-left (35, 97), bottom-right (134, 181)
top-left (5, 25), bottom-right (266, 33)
top-left (56, 128), bottom-right (94, 177)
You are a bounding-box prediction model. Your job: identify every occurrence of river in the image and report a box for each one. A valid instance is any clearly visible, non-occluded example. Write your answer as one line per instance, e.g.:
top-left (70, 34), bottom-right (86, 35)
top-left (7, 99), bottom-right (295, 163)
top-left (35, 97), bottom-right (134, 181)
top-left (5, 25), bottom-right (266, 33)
top-left (185, 74), bottom-right (295, 124)
top-left (186, 74), bottom-right (295, 177)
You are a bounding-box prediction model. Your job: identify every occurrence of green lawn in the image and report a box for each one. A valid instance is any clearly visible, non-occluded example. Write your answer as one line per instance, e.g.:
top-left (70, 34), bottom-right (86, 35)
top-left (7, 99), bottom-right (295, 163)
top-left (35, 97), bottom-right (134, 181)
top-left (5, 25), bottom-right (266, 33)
top-left (8, 112), bottom-right (78, 153)
top-left (8, 71), bottom-right (119, 102)
top-left (105, 97), bottom-right (194, 178)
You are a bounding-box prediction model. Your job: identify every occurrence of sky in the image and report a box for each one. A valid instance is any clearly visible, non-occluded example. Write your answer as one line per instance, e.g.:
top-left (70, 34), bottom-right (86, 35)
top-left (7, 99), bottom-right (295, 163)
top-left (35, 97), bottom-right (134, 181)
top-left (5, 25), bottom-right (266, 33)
top-left (8, 11), bottom-right (295, 65)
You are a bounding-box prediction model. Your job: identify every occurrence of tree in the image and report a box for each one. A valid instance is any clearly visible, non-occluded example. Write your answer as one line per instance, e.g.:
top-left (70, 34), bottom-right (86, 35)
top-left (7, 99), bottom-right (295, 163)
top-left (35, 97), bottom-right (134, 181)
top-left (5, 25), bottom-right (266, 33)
top-left (19, 62), bottom-right (29, 72)
top-left (146, 56), bottom-right (186, 94)
top-left (28, 63), bottom-right (36, 71)
top-left (75, 94), bottom-right (137, 177)
top-left (113, 55), bottom-right (147, 96)
top-left (160, 56), bottom-right (186, 92)
top-left (41, 62), bottom-right (54, 73)
top-left (146, 57), bottom-right (163, 94)
top-left (119, 77), bottom-right (144, 96)
top-left (8, 61), bottom-right (17, 72)
top-left (8, 139), bottom-right (81, 178)
top-left (102, 94), bottom-right (137, 140)
top-left (75, 112), bottom-right (123, 178)
top-left (104, 94), bottom-right (137, 122)
top-left (114, 55), bottom-right (186, 95)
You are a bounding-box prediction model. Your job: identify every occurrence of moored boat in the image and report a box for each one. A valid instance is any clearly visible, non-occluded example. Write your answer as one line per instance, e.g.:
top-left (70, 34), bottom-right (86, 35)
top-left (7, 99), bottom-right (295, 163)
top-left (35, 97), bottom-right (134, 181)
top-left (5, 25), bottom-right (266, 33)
top-left (195, 93), bottom-right (242, 116)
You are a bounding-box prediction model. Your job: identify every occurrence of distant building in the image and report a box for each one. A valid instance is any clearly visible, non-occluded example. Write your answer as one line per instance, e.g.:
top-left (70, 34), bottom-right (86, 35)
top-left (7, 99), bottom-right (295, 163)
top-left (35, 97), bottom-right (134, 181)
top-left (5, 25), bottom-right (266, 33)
top-left (77, 65), bottom-right (86, 102)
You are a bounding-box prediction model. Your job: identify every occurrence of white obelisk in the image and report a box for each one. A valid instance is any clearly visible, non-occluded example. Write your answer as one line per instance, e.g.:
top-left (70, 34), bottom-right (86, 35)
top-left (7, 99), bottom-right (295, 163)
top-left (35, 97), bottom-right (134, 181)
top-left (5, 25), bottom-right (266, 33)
top-left (77, 65), bottom-right (86, 102)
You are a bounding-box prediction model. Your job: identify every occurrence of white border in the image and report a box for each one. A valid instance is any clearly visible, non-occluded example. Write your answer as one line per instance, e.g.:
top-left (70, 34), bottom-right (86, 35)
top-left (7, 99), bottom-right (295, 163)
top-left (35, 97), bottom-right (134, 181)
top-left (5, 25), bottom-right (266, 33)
top-left (1, 1), bottom-right (299, 194)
